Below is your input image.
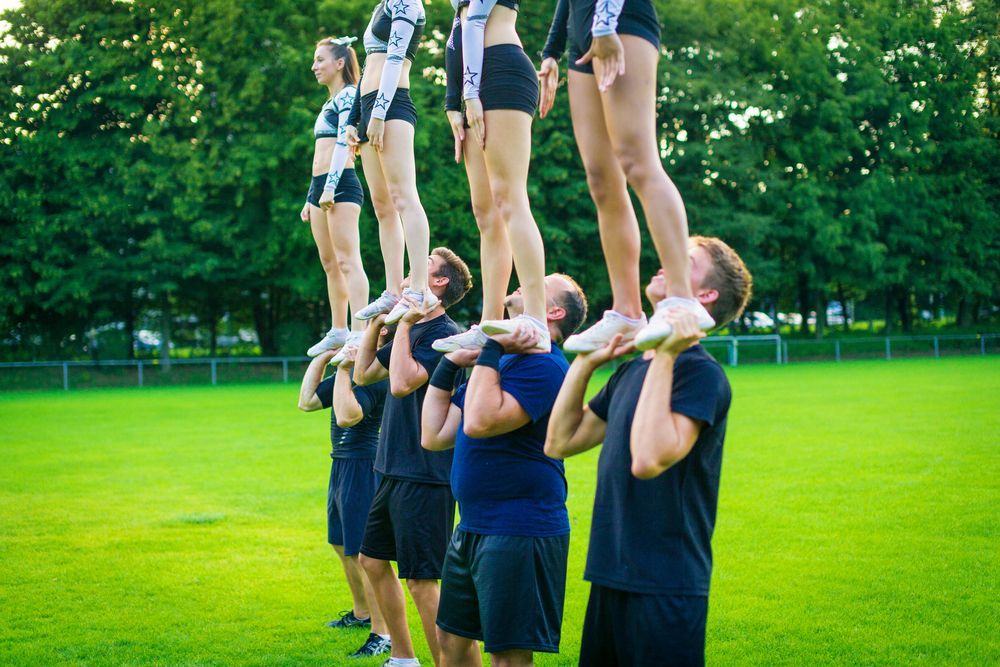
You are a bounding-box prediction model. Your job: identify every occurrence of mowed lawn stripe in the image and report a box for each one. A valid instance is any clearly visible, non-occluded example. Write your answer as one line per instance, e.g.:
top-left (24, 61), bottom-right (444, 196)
top-left (1, 357), bottom-right (997, 665)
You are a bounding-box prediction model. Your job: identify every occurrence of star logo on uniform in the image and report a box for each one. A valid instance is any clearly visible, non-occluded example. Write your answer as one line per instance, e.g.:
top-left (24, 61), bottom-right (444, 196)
top-left (390, 0), bottom-right (409, 15)
top-left (463, 66), bottom-right (478, 89)
top-left (374, 93), bottom-right (391, 111)
top-left (595, 1), bottom-right (613, 28)
top-left (389, 31), bottom-right (403, 48)
top-left (326, 173), bottom-right (341, 191)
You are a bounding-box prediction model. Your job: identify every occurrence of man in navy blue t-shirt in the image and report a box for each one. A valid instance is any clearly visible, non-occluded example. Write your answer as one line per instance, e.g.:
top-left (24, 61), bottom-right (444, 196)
top-left (353, 247), bottom-right (473, 667)
top-left (297, 344), bottom-right (391, 659)
top-left (546, 237), bottom-right (753, 666)
top-left (421, 273), bottom-right (588, 666)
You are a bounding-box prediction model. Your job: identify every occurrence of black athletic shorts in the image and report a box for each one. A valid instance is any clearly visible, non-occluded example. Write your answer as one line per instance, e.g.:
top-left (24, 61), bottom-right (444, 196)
top-left (437, 529), bottom-right (569, 654)
top-left (360, 476), bottom-right (455, 580)
top-left (480, 44), bottom-right (538, 115)
top-left (579, 584), bottom-right (708, 667)
top-left (306, 169), bottom-right (365, 208)
top-left (327, 457), bottom-right (379, 556)
top-left (356, 88), bottom-right (418, 143)
top-left (567, 0), bottom-right (661, 75)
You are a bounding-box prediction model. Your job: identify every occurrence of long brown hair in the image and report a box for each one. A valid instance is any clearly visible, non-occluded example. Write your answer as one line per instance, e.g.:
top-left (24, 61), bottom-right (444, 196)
top-left (317, 37), bottom-right (360, 86)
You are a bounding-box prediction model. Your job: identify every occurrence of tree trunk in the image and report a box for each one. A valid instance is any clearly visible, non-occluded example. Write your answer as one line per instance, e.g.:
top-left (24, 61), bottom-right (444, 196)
top-left (957, 298), bottom-right (971, 327)
top-left (253, 288), bottom-right (278, 356)
top-left (884, 289), bottom-right (894, 335)
top-left (815, 291), bottom-right (826, 340)
top-left (798, 275), bottom-right (811, 336)
top-left (898, 288), bottom-right (913, 333)
top-left (160, 292), bottom-right (172, 370)
top-left (124, 292), bottom-right (136, 360)
top-left (209, 316), bottom-right (218, 358)
top-left (837, 282), bottom-right (850, 333)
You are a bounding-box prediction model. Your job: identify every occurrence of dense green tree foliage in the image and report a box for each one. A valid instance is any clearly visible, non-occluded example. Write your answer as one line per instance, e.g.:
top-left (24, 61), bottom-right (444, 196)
top-left (1, 0), bottom-right (996, 359)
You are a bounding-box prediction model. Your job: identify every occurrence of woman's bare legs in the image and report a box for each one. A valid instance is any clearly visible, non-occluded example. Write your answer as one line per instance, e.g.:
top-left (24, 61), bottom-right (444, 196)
top-left (360, 145), bottom-right (406, 297)
top-left (464, 133), bottom-right (511, 322)
top-left (325, 201), bottom-right (370, 332)
top-left (309, 203), bottom-right (349, 330)
top-left (379, 120), bottom-right (430, 294)
top-left (481, 109), bottom-right (546, 323)
top-left (601, 36), bottom-right (692, 301)
top-left (568, 70), bottom-right (643, 319)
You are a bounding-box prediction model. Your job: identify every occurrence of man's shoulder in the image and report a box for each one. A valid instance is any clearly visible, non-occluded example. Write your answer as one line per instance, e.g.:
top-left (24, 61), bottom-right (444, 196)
top-left (676, 345), bottom-right (727, 382)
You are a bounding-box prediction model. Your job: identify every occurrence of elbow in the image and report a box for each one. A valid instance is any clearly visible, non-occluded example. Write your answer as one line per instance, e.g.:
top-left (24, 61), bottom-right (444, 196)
top-left (630, 451), bottom-right (679, 480)
top-left (297, 399), bottom-right (316, 413)
top-left (336, 413), bottom-right (363, 429)
top-left (390, 377), bottom-right (419, 398)
top-left (543, 439), bottom-right (565, 460)
top-left (461, 415), bottom-right (494, 440)
top-left (354, 371), bottom-right (372, 387)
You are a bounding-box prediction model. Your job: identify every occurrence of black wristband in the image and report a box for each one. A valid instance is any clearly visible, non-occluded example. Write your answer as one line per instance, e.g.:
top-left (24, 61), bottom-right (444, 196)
top-left (475, 339), bottom-right (504, 371)
top-left (429, 357), bottom-right (462, 391)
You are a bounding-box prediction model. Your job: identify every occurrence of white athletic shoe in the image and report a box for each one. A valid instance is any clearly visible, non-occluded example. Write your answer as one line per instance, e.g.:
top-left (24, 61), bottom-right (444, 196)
top-left (479, 314), bottom-right (551, 351)
top-left (432, 325), bottom-right (489, 353)
top-left (634, 297), bottom-right (716, 351)
top-left (356, 290), bottom-right (399, 321)
top-left (328, 331), bottom-right (364, 367)
top-left (306, 327), bottom-right (349, 357)
top-left (563, 310), bottom-right (648, 354)
top-left (385, 288), bottom-right (439, 325)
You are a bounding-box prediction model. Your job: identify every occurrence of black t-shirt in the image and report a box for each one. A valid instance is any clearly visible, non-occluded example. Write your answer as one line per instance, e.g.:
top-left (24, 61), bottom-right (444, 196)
top-left (585, 345), bottom-right (731, 595)
top-left (374, 314), bottom-right (462, 485)
top-left (316, 376), bottom-right (388, 459)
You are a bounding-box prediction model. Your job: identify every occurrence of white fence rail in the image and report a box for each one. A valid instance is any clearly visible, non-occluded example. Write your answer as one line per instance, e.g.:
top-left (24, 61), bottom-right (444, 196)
top-left (0, 334), bottom-right (997, 391)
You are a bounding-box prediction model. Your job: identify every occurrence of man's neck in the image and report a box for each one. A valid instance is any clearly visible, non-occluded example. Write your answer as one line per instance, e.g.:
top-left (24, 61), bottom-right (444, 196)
top-left (417, 305), bottom-right (446, 324)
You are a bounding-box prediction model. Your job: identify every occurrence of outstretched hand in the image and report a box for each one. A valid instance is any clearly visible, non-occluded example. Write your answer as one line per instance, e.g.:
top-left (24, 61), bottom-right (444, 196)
top-left (446, 110), bottom-right (465, 163)
top-left (537, 57), bottom-right (560, 118)
top-left (576, 34), bottom-right (625, 92)
top-left (575, 333), bottom-right (635, 369)
top-left (465, 98), bottom-right (486, 149)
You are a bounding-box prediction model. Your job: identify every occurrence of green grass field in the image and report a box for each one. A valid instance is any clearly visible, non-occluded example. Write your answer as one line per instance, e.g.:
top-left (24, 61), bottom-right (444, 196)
top-left (1, 357), bottom-right (998, 665)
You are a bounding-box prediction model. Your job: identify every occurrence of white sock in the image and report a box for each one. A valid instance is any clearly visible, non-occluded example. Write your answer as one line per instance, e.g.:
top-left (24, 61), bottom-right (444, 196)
top-left (388, 658), bottom-right (420, 667)
top-left (377, 633), bottom-right (390, 640)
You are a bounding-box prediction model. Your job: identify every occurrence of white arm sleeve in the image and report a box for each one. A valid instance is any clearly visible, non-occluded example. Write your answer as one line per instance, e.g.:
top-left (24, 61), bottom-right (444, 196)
top-left (371, 0), bottom-right (421, 121)
top-left (592, 0), bottom-right (625, 37)
top-left (325, 87), bottom-right (357, 193)
top-left (461, 0), bottom-right (498, 101)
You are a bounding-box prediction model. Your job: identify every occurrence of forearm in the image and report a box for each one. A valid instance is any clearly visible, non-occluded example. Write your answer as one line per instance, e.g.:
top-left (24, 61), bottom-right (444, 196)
top-left (545, 358), bottom-right (598, 457)
top-left (354, 326), bottom-right (387, 385)
top-left (421, 386), bottom-right (456, 450)
top-left (372, 12), bottom-right (418, 120)
top-left (332, 367), bottom-right (363, 426)
top-left (630, 353), bottom-right (684, 478)
top-left (541, 0), bottom-right (569, 61)
top-left (444, 14), bottom-right (463, 111)
top-left (388, 322), bottom-right (427, 396)
top-left (591, 0), bottom-right (625, 37)
top-left (347, 86), bottom-right (361, 128)
top-left (297, 355), bottom-right (329, 411)
top-left (461, 0), bottom-right (497, 101)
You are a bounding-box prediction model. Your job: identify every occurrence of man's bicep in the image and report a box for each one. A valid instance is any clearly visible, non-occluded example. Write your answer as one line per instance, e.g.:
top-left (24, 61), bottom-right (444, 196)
top-left (671, 411), bottom-right (704, 459)
top-left (568, 407), bottom-right (607, 453)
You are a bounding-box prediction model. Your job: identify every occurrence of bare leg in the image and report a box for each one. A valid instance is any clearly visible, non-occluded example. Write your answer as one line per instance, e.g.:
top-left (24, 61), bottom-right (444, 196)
top-left (309, 203), bottom-right (349, 329)
top-left (407, 578), bottom-right (444, 666)
top-left (361, 145), bottom-right (405, 296)
top-left (438, 628), bottom-right (482, 667)
top-left (380, 120), bottom-right (430, 293)
top-left (463, 133), bottom-right (511, 321)
top-left (362, 567), bottom-right (388, 636)
top-left (332, 545), bottom-right (370, 619)
top-left (602, 36), bottom-right (692, 300)
top-left (325, 199), bottom-right (370, 331)
top-left (361, 555), bottom-right (415, 659)
top-left (492, 650), bottom-right (533, 667)
top-left (482, 110), bottom-right (546, 322)
top-left (568, 71), bottom-right (643, 319)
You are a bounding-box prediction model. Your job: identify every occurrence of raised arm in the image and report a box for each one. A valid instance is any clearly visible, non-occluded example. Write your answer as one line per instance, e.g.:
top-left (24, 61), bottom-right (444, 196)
top-left (298, 350), bottom-right (337, 411)
top-left (421, 356), bottom-right (467, 451)
top-left (371, 0), bottom-right (423, 121)
top-left (354, 316), bottom-right (390, 385)
top-left (388, 318), bottom-right (429, 397)
top-left (462, 339), bottom-right (530, 439)
top-left (629, 310), bottom-right (705, 479)
top-left (544, 355), bottom-right (606, 459)
top-left (460, 0), bottom-right (498, 102)
top-left (332, 364), bottom-right (364, 428)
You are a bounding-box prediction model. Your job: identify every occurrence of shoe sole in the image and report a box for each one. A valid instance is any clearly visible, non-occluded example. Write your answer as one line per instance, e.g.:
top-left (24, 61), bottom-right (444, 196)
top-left (564, 330), bottom-right (640, 354)
top-left (634, 324), bottom-right (674, 351)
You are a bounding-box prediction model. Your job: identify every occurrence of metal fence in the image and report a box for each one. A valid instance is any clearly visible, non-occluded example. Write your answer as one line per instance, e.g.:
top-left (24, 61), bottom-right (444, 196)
top-left (1, 333), bottom-right (997, 391)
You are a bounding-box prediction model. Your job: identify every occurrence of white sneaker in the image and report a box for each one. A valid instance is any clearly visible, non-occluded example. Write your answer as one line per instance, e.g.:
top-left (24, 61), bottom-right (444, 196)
top-left (479, 314), bottom-right (551, 351)
top-left (634, 297), bottom-right (716, 351)
top-left (329, 331), bottom-right (364, 367)
top-left (385, 288), bottom-right (440, 325)
top-left (356, 290), bottom-right (399, 321)
top-left (432, 325), bottom-right (489, 353)
top-left (307, 327), bottom-right (349, 357)
top-left (563, 310), bottom-right (648, 354)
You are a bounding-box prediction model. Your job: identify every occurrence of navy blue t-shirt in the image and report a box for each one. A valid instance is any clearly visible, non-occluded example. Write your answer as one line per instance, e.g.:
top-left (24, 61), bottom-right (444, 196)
top-left (316, 375), bottom-right (388, 459)
top-left (374, 314), bottom-right (462, 485)
top-left (451, 348), bottom-right (571, 537)
top-left (585, 345), bottom-right (731, 595)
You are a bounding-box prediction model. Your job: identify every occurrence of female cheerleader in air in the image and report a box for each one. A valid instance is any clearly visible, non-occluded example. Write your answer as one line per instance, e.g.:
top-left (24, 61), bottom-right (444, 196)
top-left (539, 0), bottom-right (716, 352)
top-left (431, 0), bottom-right (552, 353)
top-left (343, 0), bottom-right (436, 328)
top-left (303, 37), bottom-right (370, 358)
